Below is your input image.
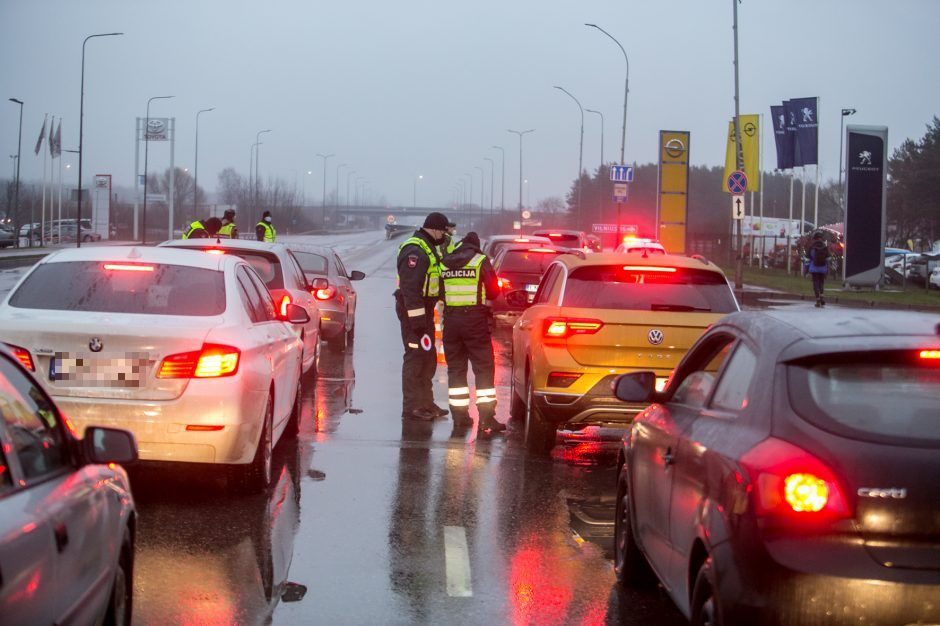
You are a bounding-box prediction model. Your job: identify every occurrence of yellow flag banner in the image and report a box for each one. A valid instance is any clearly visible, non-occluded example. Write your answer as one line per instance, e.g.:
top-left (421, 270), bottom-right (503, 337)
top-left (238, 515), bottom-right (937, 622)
top-left (723, 115), bottom-right (760, 192)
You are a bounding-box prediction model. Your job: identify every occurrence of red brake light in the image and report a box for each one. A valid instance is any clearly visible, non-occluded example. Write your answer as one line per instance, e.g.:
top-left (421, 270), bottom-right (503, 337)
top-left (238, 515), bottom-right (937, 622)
top-left (741, 438), bottom-right (851, 522)
top-left (103, 263), bottom-right (154, 272)
top-left (543, 318), bottom-right (604, 341)
top-left (279, 294), bottom-right (292, 317)
top-left (497, 277), bottom-right (511, 290)
top-left (919, 350), bottom-right (940, 361)
top-left (622, 265), bottom-right (676, 273)
top-left (528, 248), bottom-right (558, 253)
top-left (158, 344), bottom-right (240, 379)
top-left (313, 285), bottom-right (336, 300)
top-left (6, 344), bottom-right (34, 371)
top-left (547, 372), bottom-right (582, 388)
top-left (205, 249), bottom-right (225, 255)
top-left (513, 238), bottom-right (530, 243)
top-left (548, 233), bottom-right (562, 237)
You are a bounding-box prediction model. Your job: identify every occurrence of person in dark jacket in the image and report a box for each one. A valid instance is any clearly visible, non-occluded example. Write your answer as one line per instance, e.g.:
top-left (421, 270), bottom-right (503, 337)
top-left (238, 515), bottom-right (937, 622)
top-left (440, 232), bottom-right (504, 434)
top-left (395, 212), bottom-right (450, 420)
top-left (807, 231), bottom-right (831, 307)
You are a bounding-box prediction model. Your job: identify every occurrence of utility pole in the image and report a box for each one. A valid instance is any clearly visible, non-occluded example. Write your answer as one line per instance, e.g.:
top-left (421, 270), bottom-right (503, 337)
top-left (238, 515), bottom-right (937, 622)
top-left (554, 86), bottom-right (584, 229)
top-left (839, 108), bottom-right (857, 221)
top-left (507, 129), bottom-right (534, 215)
top-left (317, 153), bottom-right (334, 228)
top-left (193, 108), bottom-right (214, 216)
top-left (8, 99), bottom-right (22, 247)
top-left (732, 0), bottom-right (744, 290)
top-left (491, 145), bottom-right (505, 212)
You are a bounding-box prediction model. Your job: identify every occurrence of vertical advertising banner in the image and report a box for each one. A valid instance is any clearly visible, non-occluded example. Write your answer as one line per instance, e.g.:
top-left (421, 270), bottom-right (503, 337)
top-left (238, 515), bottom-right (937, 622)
top-left (770, 105), bottom-right (792, 170)
top-left (844, 125), bottom-right (888, 287)
top-left (722, 115), bottom-right (760, 191)
top-left (788, 97), bottom-right (819, 165)
top-left (657, 130), bottom-right (690, 254)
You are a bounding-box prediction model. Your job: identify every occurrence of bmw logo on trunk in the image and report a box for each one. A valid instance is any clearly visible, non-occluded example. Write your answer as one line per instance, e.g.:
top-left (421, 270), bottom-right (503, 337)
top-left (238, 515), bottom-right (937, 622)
top-left (89, 337), bottom-right (104, 353)
top-left (647, 329), bottom-right (664, 345)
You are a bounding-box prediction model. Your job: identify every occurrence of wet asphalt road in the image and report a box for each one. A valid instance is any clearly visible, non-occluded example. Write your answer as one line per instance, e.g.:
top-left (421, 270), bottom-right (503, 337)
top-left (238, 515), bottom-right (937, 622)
top-left (112, 230), bottom-right (686, 625)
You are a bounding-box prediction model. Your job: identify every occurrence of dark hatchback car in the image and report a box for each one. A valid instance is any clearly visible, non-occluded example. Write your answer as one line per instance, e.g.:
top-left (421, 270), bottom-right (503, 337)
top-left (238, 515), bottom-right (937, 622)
top-left (491, 245), bottom-right (582, 313)
top-left (612, 310), bottom-right (940, 626)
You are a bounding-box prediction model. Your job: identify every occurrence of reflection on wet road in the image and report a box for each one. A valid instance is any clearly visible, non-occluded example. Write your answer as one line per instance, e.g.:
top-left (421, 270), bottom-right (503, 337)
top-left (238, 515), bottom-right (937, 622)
top-left (128, 231), bottom-right (685, 625)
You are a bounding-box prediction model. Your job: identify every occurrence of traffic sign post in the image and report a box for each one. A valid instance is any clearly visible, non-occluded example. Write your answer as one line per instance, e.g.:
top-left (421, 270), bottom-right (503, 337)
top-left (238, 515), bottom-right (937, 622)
top-left (732, 195), bottom-right (745, 220)
top-left (612, 183), bottom-right (628, 202)
top-left (727, 170), bottom-right (748, 195)
top-left (610, 165), bottom-right (634, 183)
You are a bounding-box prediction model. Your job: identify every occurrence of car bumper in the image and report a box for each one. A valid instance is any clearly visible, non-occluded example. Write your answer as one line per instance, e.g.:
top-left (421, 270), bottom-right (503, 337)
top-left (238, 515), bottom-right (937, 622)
top-left (54, 381), bottom-right (267, 465)
top-left (318, 303), bottom-right (348, 338)
top-left (533, 374), bottom-right (653, 427)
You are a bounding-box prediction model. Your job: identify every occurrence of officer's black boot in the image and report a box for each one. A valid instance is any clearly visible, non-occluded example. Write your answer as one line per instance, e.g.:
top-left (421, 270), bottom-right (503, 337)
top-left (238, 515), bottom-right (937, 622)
top-left (451, 408), bottom-right (473, 428)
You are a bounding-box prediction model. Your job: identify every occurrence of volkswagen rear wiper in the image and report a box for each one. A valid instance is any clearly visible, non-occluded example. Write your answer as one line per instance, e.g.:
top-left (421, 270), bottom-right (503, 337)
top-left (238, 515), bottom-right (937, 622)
top-left (650, 304), bottom-right (712, 312)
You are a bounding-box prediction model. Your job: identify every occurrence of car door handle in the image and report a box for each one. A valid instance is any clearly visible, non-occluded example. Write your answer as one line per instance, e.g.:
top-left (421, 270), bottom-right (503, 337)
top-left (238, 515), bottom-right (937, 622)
top-left (663, 447), bottom-right (675, 466)
top-left (54, 522), bottom-right (69, 552)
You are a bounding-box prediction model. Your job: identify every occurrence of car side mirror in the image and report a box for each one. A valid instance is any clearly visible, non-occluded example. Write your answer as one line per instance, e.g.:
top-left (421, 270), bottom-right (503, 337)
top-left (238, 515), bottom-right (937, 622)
top-left (349, 270), bottom-right (366, 281)
top-left (613, 372), bottom-right (657, 403)
top-left (284, 302), bottom-right (310, 325)
top-left (504, 290), bottom-right (531, 309)
top-left (310, 277), bottom-right (329, 291)
top-left (83, 427), bottom-right (138, 465)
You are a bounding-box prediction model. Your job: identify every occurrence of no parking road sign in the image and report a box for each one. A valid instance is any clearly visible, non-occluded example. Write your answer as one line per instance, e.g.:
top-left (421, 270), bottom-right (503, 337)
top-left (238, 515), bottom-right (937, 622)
top-left (727, 170), bottom-right (748, 195)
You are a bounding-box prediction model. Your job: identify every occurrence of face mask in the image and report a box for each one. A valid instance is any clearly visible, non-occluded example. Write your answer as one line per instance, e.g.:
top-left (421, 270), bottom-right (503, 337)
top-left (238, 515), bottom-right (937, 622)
top-left (264, 217), bottom-right (272, 223)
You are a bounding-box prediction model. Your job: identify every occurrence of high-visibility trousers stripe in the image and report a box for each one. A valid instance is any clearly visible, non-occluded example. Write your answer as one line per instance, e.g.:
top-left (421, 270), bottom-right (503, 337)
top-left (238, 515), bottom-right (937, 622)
top-left (449, 398), bottom-right (471, 407)
top-left (449, 387), bottom-right (470, 396)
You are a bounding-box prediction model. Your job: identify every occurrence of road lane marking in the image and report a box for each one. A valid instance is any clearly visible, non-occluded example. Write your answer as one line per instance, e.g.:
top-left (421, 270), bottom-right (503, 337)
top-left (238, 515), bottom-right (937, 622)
top-left (444, 525), bottom-right (473, 597)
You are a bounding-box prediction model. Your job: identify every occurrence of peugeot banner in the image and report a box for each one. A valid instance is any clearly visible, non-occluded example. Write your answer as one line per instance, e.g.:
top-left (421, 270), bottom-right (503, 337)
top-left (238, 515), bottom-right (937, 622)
top-left (783, 100), bottom-right (803, 167)
top-left (789, 97), bottom-right (819, 165)
top-left (843, 125), bottom-right (888, 287)
top-left (770, 104), bottom-right (792, 170)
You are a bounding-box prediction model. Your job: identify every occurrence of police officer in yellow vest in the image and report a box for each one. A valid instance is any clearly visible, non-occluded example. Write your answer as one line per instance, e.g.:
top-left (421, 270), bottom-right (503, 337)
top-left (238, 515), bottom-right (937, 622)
top-left (395, 212), bottom-right (450, 421)
top-left (218, 209), bottom-right (238, 239)
top-left (256, 210), bottom-right (276, 242)
top-left (440, 231), bottom-right (504, 434)
top-left (182, 216), bottom-right (222, 239)
top-left (441, 220), bottom-right (459, 255)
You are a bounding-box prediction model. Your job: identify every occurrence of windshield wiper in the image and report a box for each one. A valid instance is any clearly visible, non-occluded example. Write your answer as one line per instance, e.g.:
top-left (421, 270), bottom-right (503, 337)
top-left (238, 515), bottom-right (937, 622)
top-left (650, 304), bottom-right (712, 312)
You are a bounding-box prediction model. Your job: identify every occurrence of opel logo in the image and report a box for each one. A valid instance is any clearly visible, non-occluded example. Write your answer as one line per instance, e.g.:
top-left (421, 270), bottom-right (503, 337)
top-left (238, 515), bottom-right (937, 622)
top-left (89, 337), bottom-right (103, 353)
top-left (744, 121), bottom-right (757, 137)
top-left (664, 138), bottom-right (685, 159)
top-left (147, 119), bottom-right (165, 134)
top-left (647, 329), bottom-right (664, 345)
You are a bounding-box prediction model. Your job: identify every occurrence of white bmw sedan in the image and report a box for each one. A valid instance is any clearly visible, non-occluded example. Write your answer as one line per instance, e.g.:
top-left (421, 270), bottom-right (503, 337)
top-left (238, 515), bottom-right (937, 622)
top-left (0, 246), bottom-right (308, 492)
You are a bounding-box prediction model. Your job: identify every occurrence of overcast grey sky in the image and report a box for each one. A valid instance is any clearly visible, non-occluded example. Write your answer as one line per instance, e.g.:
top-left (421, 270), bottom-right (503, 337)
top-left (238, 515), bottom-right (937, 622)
top-left (2, 0), bottom-right (938, 209)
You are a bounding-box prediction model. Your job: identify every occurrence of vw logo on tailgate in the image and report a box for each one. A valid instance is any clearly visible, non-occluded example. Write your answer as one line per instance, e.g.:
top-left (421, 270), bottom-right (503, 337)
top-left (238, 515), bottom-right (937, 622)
top-left (647, 329), bottom-right (664, 345)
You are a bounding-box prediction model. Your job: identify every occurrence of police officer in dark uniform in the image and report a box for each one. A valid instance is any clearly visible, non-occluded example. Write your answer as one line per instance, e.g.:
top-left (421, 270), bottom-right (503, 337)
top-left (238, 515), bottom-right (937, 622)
top-left (395, 212), bottom-right (450, 421)
top-left (440, 232), bottom-right (504, 434)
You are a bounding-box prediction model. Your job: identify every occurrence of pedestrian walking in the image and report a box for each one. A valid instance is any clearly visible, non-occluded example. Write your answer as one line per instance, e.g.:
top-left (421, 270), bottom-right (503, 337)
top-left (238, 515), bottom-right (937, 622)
top-left (256, 210), bottom-right (276, 242)
top-left (807, 231), bottom-right (831, 307)
top-left (440, 231), bottom-right (504, 434)
top-left (395, 212), bottom-right (450, 421)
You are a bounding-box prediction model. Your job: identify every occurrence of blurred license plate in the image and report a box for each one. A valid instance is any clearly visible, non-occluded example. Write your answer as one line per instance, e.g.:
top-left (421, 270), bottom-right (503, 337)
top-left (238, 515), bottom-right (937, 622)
top-left (50, 353), bottom-right (148, 388)
top-left (525, 284), bottom-right (538, 293)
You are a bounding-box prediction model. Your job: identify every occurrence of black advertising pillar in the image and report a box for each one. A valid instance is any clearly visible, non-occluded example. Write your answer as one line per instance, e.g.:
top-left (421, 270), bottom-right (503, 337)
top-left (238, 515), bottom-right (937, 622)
top-left (843, 125), bottom-right (888, 287)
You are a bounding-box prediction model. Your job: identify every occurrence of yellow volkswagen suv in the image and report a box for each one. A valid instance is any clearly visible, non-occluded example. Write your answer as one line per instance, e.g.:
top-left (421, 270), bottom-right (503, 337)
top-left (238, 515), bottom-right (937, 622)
top-left (509, 253), bottom-right (738, 454)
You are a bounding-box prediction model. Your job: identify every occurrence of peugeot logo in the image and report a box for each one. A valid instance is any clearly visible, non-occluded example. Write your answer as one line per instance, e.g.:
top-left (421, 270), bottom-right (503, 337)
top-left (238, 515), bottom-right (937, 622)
top-left (89, 337), bottom-right (103, 353)
top-left (647, 329), bottom-right (664, 345)
top-left (664, 138), bottom-right (686, 159)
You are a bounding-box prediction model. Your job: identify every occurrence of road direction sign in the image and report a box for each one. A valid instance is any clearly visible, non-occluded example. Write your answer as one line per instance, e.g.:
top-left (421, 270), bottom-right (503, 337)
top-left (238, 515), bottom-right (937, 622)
top-left (727, 170), bottom-right (748, 194)
top-left (613, 183), bottom-right (628, 201)
top-left (610, 165), bottom-right (634, 183)
top-left (732, 194), bottom-right (745, 220)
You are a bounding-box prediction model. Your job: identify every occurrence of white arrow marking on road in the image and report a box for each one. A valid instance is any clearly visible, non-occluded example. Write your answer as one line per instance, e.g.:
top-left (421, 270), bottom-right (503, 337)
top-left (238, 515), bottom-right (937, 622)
top-left (444, 526), bottom-right (473, 597)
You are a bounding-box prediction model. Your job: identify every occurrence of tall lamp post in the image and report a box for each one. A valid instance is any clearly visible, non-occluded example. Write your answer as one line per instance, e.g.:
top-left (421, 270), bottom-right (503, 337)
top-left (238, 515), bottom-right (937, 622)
top-left (554, 86), bottom-right (585, 228)
top-left (78, 32), bottom-right (122, 247)
top-left (507, 129), bottom-right (534, 214)
top-left (483, 157), bottom-right (495, 215)
top-left (585, 24), bottom-right (629, 165)
top-left (254, 129), bottom-right (271, 226)
top-left (316, 153), bottom-right (334, 227)
top-left (335, 163), bottom-right (347, 207)
top-left (586, 109), bottom-right (605, 167)
top-left (491, 145), bottom-right (505, 212)
top-left (8, 99), bottom-right (22, 246)
top-left (193, 107), bottom-right (214, 216)
top-left (838, 108), bottom-right (857, 221)
top-left (346, 169), bottom-right (355, 207)
top-left (142, 95), bottom-right (174, 244)
top-left (474, 165), bottom-right (485, 228)
top-left (413, 174), bottom-right (423, 209)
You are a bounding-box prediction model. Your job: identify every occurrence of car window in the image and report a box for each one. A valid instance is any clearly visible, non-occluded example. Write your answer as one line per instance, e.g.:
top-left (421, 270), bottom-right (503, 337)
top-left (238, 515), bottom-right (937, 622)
top-left (562, 265), bottom-right (738, 313)
top-left (671, 340), bottom-right (735, 408)
top-left (283, 252), bottom-right (307, 290)
top-left (496, 250), bottom-right (563, 274)
top-left (235, 274), bottom-right (261, 324)
top-left (292, 251), bottom-right (330, 276)
top-left (244, 267), bottom-right (278, 321)
top-left (533, 265), bottom-right (560, 305)
top-left (710, 343), bottom-right (758, 412)
top-left (165, 247), bottom-right (285, 289)
top-left (0, 356), bottom-right (68, 482)
top-left (333, 253), bottom-right (349, 278)
top-left (236, 267), bottom-right (269, 323)
top-left (536, 233), bottom-right (581, 247)
top-left (9, 261), bottom-right (226, 316)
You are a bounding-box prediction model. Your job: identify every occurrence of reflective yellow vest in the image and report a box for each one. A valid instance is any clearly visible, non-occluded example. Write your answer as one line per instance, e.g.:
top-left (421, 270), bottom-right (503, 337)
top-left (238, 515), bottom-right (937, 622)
top-left (218, 222), bottom-right (237, 239)
top-left (397, 236), bottom-right (441, 298)
top-left (442, 254), bottom-right (487, 307)
top-left (256, 221), bottom-right (276, 242)
top-left (182, 221), bottom-right (205, 239)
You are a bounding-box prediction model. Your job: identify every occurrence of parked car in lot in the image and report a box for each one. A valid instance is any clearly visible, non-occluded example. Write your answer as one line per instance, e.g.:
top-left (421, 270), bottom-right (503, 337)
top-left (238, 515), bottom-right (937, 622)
top-left (612, 310), bottom-right (940, 626)
top-left (0, 343), bottom-right (138, 626)
top-left (0, 226), bottom-right (15, 248)
top-left (482, 234), bottom-right (552, 260)
top-left (160, 239), bottom-right (323, 375)
top-left (509, 253), bottom-right (738, 454)
top-left (491, 245), bottom-right (580, 313)
top-left (288, 244), bottom-right (364, 350)
top-left (0, 246), bottom-right (309, 493)
top-left (47, 222), bottom-right (102, 243)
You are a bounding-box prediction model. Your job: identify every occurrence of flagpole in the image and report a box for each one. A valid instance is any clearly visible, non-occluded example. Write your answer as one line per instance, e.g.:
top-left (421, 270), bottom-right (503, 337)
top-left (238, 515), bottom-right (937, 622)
top-left (41, 114), bottom-right (48, 246)
top-left (787, 171), bottom-right (794, 275)
top-left (800, 166), bottom-right (807, 256)
top-left (57, 138), bottom-right (63, 243)
top-left (813, 96), bottom-right (821, 227)
top-left (759, 112), bottom-right (765, 267)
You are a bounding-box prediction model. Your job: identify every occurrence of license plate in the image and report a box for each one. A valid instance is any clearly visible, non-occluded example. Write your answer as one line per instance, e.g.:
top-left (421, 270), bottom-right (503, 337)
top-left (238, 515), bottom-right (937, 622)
top-left (50, 352), bottom-right (149, 388)
top-left (525, 284), bottom-right (538, 293)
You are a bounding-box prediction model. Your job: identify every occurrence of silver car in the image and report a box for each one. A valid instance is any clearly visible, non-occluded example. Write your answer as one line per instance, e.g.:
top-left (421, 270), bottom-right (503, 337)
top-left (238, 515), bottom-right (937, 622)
top-left (0, 345), bottom-right (138, 626)
top-left (288, 245), bottom-right (365, 350)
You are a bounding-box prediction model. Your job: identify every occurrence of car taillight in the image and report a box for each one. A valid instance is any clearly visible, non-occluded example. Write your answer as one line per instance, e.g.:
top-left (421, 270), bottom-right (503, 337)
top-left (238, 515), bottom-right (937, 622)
top-left (621, 265), bottom-right (676, 273)
top-left (497, 277), bottom-right (511, 290)
top-left (158, 344), bottom-right (240, 379)
top-left (102, 263), bottom-right (155, 272)
top-left (547, 372), bottom-right (581, 388)
top-left (6, 344), bottom-right (34, 371)
top-left (919, 349), bottom-right (940, 361)
top-left (543, 317), bottom-right (604, 340)
top-left (313, 285), bottom-right (336, 300)
top-left (740, 438), bottom-right (851, 522)
top-left (279, 294), bottom-right (292, 317)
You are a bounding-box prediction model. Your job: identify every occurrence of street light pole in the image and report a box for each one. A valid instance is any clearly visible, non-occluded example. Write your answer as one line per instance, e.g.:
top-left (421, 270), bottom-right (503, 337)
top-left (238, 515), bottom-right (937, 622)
top-left (335, 163), bottom-right (346, 207)
top-left (142, 95), bottom-right (174, 244)
top-left (491, 145), bottom-right (505, 212)
top-left (413, 174), bottom-right (423, 209)
top-left (484, 157), bottom-right (495, 215)
top-left (475, 165), bottom-right (485, 229)
top-left (507, 129), bottom-right (534, 214)
top-left (316, 153), bottom-right (334, 228)
top-left (254, 129), bottom-right (271, 226)
top-left (586, 109), bottom-right (605, 167)
top-left (555, 86), bottom-right (584, 228)
top-left (8, 99), bottom-right (22, 247)
top-left (193, 107), bottom-right (214, 217)
top-left (78, 32), bottom-right (122, 247)
top-left (585, 24), bottom-right (629, 165)
top-left (346, 170), bottom-right (355, 207)
top-left (839, 108), bottom-right (857, 221)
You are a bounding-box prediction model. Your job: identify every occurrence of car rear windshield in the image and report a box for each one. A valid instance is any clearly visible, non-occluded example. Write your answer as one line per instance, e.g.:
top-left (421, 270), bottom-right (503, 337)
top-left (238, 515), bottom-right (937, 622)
top-left (166, 247), bottom-right (284, 289)
top-left (562, 265), bottom-right (738, 312)
top-left (539, 233), bottom-right (580, 247)
top-left (8, 261), bottom-right (226, 316)
top-left (291, 251), bottom-right (330, 275)
top-left (788, 351), bottom-right (940, 445)
top-left (622, 246), bottom-right (665, 255)
top-left (497, 250), bottom-right (563, 274)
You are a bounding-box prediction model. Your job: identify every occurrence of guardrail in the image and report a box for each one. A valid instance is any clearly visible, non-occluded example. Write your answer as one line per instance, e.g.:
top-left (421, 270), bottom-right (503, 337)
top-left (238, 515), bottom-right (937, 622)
top-left (385, 224), bottom-right (414, 240)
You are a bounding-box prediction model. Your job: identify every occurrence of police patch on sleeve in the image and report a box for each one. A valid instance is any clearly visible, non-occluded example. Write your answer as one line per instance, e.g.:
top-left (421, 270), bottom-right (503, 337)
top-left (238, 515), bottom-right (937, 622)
top-left (408, 255), bottom-right (418, 268)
